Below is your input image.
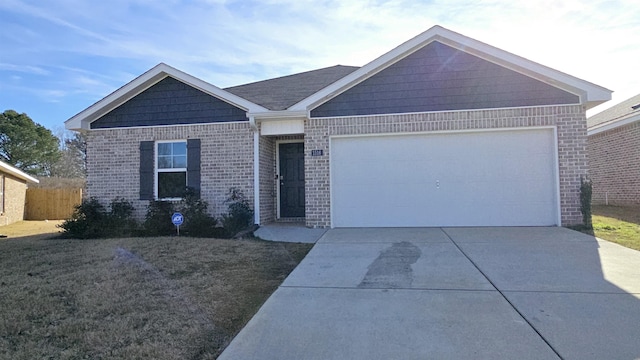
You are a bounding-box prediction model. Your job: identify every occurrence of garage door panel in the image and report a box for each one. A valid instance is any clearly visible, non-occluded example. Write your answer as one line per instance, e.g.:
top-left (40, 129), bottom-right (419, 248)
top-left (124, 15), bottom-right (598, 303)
top-left (331, 129), bottom-right (557, 227)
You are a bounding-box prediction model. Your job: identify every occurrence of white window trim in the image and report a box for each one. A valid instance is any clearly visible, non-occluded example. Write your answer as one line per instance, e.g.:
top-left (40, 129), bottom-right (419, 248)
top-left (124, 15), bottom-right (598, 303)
top-left (154, 140), bottom-right (187, 201)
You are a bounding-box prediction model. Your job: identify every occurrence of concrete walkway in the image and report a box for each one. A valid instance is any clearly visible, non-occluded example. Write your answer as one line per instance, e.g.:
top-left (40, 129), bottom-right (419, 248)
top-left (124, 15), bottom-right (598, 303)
top-left (254, 223), bottom-right (327, 243)
top-left (219, 227), bottom-right (640, 359)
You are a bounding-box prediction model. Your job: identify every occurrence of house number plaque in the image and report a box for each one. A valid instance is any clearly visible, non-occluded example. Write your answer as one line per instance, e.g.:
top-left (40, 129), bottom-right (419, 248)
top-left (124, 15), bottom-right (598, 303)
top-left (311, 149), bottom-right (324, 156)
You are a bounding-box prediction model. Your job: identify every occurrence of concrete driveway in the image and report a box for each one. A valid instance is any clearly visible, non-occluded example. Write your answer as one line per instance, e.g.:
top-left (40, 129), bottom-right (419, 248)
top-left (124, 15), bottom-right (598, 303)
top-left (219, 227), bottom-right (640, 359)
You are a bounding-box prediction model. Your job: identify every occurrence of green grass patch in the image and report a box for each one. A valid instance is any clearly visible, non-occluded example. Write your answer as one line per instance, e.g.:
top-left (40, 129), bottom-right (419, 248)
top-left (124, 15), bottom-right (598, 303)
top-left (591, 205), bottom-right (640, 251)
top-left (0, 235), bottom-right (312, 359)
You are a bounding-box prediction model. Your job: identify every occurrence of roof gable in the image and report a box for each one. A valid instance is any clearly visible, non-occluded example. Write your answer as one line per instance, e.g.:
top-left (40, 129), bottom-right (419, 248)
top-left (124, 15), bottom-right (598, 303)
top-left (65, 63), bottom-right (267, 130)
top-left (291, 25), bottom-right (611, 112)
top-left (311, 41), bottom-right (579, 117)
top-left (91, 77), bottom-right (248, 129)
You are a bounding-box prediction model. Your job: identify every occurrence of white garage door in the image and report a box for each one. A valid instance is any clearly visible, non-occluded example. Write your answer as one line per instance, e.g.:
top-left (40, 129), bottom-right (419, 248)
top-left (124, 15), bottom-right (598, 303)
top-left (331, 128), bottom-right (558, 227)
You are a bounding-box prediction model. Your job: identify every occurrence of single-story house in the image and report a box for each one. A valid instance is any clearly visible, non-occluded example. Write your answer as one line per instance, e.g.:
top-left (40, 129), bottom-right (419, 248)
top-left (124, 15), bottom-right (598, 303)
top-left (587, 93), bottom-right (640, 205)
top-left (65, 25), bottom-right (611, 228)
top-left (0, 161), bottom-right (39, 226)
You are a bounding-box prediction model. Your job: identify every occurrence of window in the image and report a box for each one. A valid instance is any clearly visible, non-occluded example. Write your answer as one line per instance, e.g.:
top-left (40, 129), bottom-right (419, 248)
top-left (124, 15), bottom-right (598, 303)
top-left (156, 141), bottom-right (187, 199)
top-left (140, 139), bottom-right (200, 201)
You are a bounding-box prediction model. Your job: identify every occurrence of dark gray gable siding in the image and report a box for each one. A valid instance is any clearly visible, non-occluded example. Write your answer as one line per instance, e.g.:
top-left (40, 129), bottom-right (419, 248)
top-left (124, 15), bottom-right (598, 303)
top-left (311, 41), bottom-right (579, 117)
top-left (92, 77), bottom-right (247, 129)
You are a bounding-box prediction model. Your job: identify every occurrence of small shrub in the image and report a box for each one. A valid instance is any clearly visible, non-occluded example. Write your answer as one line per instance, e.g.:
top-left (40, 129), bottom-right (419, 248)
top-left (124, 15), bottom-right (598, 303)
top-left (58, 197), bottom-right (108, 239)
top-left (580, 176), bottom-right (593, 228)
top-left (107, 198), bottom-right (138, 237)
top-left (143, 200), bottom-right (176, 236)
top-left (220, 187), bottom-right (254, 237)
top-left (59, 197), bottom-right (139, 239)
top-left (179, 188), bottom-right (218, 237)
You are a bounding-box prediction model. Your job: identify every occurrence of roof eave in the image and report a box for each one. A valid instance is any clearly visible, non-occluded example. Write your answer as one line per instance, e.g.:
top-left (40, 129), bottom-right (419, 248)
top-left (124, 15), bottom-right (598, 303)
top-left (65, 63), bottom-right (268, 131)
top-left (588, 112), bottom-right (640, 135)
top-left (0, 162), bottom-right (39, 183)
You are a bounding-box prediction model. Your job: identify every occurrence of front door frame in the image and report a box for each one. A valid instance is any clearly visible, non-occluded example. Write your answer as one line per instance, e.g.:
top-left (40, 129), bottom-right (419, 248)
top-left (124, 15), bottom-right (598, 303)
top-left (276, 139), bottom-right (305, 219)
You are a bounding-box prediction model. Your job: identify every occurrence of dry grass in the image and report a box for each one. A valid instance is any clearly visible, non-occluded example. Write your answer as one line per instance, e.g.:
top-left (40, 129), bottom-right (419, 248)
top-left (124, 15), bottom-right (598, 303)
top-left (0, 220), bottom-right (63, 239)
top-left (0, 234), bottom-right (312, 359)
top-left (592, 205), bottom-right (640, 251)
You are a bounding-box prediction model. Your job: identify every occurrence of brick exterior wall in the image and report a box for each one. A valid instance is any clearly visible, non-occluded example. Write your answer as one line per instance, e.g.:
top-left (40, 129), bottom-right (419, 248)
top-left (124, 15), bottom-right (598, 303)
top-left (259, 135), bottom-right (276, 224)
top-left (305, 105), bottom-right (588, 227)
top-left (86, 105), bottom-right (589, 228)
top-left (87, 123), bottom-right (254, 221)
top-left (588, 121), bottom-right (640, 205)
top-left (0, 173), bottom-right (28, 226)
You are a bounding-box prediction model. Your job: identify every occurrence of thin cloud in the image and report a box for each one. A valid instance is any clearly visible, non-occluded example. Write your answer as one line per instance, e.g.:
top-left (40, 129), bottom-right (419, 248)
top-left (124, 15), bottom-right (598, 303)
top-left (0, 63), bottom-right (50, 75)
top-left (0, 0), bottom-right (113, 43)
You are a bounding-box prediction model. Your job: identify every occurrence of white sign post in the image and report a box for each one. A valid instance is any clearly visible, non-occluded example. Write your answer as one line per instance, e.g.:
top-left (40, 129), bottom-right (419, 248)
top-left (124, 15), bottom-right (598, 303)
top-left (172, 212), bottom-right (184, 236)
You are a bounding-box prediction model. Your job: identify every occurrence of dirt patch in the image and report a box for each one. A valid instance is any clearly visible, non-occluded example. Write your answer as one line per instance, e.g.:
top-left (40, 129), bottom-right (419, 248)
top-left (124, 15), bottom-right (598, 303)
top-left (0, 220), bottom-right (63, 239)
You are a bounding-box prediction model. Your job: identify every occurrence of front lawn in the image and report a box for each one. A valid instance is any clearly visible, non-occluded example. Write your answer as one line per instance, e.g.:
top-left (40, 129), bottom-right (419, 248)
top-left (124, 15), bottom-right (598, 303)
top-left (0, 235), bottom-right (312, 359)
top-left (591, 205), bottom-right (640, 251)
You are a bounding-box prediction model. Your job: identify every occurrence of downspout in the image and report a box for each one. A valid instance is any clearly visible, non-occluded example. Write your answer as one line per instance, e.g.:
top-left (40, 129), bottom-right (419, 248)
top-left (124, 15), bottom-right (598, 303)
top-left (250, 116), bottom-right (260, 225)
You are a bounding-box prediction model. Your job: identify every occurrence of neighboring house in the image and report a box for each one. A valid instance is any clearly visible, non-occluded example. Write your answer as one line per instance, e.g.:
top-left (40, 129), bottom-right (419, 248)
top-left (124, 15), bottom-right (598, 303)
top-left (587, 93), bottom-right (640, 205)
top-left (65, 25), bottom-right (611, 228)
top-left (0, 161), bottom-right (39, 226)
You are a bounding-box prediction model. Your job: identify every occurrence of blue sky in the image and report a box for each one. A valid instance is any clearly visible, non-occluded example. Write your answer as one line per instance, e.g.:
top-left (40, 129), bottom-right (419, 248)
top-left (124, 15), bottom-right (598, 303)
top-left (1, 0), bottom-right (639, 133)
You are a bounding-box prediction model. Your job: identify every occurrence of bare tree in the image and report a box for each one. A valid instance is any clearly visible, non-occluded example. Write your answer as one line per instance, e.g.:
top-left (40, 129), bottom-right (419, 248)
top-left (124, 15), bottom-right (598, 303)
top-left (50, 130), bottom-right (87, 178)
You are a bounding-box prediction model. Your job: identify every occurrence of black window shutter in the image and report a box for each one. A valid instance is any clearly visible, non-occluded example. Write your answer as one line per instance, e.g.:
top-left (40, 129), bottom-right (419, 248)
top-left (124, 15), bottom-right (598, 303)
top-left (187, 139), bottom-right (201, 196)
top-left (139, 141), bottom-right (154, 200)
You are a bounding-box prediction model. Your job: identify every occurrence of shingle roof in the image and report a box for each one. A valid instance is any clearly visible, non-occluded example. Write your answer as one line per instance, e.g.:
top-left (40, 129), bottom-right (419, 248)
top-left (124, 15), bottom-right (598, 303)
top-left (224, 65), bottom-right (360, 111)
top-left (588, 93), bottom-right (640, 128)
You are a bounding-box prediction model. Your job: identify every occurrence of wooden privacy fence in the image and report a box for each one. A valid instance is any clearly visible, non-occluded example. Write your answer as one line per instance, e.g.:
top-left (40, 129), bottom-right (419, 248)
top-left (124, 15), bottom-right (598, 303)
top-left (25, 188), bottom-right (83, 220)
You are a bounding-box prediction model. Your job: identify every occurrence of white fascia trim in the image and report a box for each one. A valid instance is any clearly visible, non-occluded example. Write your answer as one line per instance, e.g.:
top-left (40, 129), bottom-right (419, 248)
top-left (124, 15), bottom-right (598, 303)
top-left (0, 161), bottom-right (39, 183)
top-left (249, 110), bottom-right (308, 122)
top-left (588, 113), bottom-right (640, 135)
top-left (65, 63), bottom-right (268, 131)
top-left (290, 25), bottom-right (611, 112)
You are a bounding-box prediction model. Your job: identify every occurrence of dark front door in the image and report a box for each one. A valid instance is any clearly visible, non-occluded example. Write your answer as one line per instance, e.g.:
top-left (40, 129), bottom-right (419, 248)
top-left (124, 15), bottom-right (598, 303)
top-left (279, 142), bottom-right (305, 218)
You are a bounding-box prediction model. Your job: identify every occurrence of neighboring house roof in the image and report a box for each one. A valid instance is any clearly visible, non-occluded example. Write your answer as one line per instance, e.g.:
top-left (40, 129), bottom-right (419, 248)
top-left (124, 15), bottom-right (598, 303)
top-left (587, 93), bottom-right (640, 134)
top-left (289, 25), bottom-right (611, 112)
top-left (65, 63), bottom-right (269, 130)
top-left (225, 65), bottom-right (360, 111)
top-left (0, 161), bottom-right (39, 183)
